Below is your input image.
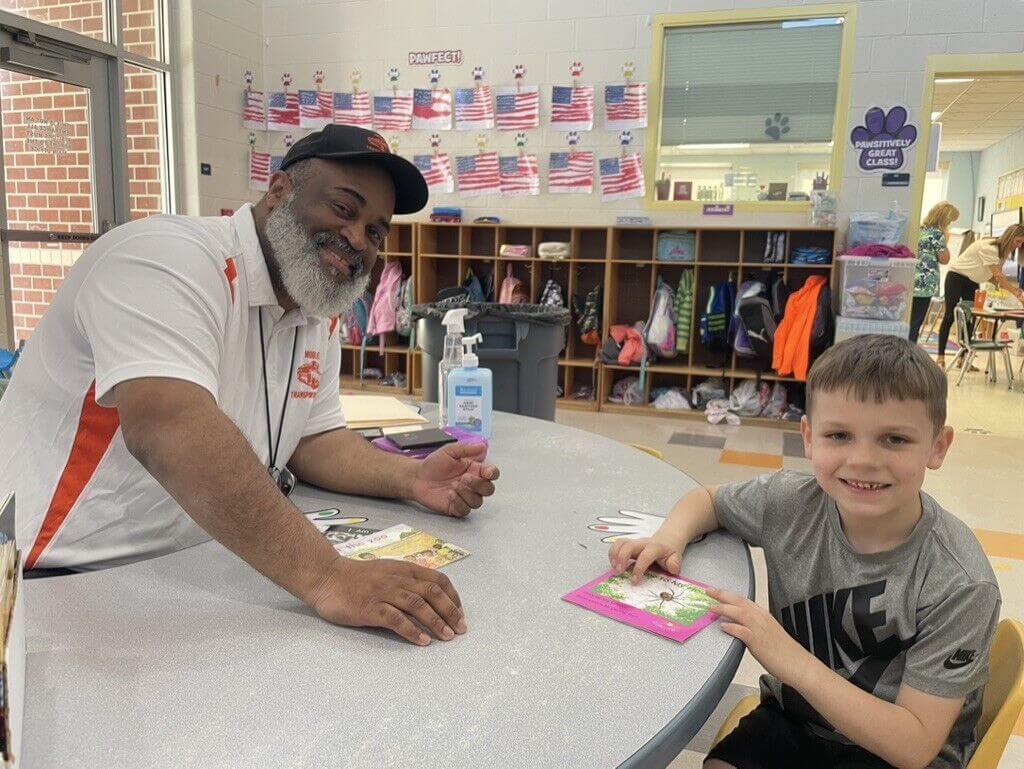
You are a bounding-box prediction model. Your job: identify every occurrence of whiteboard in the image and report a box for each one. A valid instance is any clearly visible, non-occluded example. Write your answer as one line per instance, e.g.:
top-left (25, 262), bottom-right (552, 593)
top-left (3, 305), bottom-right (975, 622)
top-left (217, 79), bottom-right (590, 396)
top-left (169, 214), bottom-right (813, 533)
top-left (991, 207), bottom-right (1022, 237)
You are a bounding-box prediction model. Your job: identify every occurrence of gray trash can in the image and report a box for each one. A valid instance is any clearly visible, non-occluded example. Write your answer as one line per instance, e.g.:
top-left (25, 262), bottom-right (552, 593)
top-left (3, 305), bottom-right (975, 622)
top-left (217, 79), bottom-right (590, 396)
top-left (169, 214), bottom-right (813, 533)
top-left (414, 300), bottom-right (570, 421)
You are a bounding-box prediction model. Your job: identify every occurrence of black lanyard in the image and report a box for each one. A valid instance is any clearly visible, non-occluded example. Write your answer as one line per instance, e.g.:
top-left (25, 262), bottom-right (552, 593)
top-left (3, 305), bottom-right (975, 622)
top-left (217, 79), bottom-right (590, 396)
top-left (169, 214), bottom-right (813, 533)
top-left (258, 308), bottom-right (298, 495)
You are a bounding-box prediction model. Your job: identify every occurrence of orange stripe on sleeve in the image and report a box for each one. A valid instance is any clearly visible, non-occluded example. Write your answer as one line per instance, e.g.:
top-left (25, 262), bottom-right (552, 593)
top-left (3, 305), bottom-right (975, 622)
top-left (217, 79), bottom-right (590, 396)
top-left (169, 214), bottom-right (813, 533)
top-left (25, 381), bottom-right (121, 570)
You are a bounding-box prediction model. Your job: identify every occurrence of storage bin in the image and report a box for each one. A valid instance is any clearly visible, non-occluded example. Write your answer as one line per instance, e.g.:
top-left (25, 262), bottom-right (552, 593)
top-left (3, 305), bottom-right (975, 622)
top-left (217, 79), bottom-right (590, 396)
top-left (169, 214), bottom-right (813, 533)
top-left (836, 255), bottom-right (916, 322)
top-left (656, 231), bottom-right (696, 262)
top-left (414, 301), bottom-right (570, 421)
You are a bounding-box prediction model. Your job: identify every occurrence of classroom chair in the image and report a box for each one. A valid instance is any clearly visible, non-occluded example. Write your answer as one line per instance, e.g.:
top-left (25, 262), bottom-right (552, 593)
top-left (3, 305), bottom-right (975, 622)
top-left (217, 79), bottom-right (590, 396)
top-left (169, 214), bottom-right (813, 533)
top-left (630, 444), bottom-right (664, 461)
top-left (918, 296), bottom-right (945, 344)
top-left (949, 303), bottom-right (1014, 389)
top-left (710, 619), bottom-right (1024, 769)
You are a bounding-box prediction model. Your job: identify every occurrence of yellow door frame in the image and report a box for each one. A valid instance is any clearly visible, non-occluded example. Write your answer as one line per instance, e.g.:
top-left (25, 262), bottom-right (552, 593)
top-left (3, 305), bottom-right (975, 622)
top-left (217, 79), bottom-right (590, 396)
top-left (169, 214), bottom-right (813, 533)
top-left (645, 3), bottom-right (858, 214)
top-left (909, 53), bottom-right (1024, 250)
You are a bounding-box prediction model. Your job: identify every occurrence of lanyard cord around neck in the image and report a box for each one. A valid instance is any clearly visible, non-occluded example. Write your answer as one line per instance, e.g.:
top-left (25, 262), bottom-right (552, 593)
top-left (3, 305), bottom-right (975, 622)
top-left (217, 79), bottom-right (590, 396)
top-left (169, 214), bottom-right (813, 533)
top-left (258, 309), bottom-right (299, 472)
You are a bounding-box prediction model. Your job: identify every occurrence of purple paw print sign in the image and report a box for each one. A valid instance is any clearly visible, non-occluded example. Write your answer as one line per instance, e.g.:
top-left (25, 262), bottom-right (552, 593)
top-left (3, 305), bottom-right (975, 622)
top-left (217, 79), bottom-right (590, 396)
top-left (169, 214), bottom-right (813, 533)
top-left (850, 106), bottom-right (917, 172)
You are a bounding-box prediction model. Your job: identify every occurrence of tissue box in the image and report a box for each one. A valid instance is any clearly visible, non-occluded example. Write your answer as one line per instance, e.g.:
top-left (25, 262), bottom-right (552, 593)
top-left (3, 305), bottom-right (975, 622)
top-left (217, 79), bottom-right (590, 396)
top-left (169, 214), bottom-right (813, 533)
top-left (837, 255), bottom-right (916, 321)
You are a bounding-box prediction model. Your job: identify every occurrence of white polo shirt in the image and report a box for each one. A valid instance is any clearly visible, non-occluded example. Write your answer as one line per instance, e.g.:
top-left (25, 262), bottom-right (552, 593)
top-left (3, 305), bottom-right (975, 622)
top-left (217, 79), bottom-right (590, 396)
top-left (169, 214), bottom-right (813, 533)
top-left (0, 204), bottom-right (345, 571)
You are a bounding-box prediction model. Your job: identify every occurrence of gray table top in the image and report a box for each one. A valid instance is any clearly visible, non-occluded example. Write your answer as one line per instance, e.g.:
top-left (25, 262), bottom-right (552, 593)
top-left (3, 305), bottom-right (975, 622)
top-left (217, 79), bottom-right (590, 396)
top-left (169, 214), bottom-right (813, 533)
top-left (22, 411), bottom-right (751, 769)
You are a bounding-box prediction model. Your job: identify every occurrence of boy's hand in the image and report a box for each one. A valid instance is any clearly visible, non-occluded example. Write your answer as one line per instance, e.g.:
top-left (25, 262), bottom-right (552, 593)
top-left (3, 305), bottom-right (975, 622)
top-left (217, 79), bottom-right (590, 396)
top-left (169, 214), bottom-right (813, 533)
top-left (608, 536), bottom-right (684, 584)
top-left (708, 587), bottom-right (815, 687)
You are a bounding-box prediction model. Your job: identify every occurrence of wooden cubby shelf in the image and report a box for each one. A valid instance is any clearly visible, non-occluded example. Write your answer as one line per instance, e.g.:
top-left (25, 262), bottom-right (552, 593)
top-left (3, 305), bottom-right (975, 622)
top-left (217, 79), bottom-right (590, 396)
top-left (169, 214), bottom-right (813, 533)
top-left (340, 221), bottom-right (836, 429)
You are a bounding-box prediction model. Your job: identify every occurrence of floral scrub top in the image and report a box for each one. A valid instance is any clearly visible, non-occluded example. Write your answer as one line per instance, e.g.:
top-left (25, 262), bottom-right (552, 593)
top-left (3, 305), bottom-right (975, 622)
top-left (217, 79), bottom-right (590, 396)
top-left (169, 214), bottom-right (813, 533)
top-left (914, 226), bottom-right (946, 298)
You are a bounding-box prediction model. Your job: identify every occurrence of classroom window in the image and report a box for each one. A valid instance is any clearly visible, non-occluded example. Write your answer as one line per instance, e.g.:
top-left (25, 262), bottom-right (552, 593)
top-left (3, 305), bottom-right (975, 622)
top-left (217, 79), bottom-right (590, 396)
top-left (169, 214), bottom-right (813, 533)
top-left (651, 9), bottom-right (853, 207)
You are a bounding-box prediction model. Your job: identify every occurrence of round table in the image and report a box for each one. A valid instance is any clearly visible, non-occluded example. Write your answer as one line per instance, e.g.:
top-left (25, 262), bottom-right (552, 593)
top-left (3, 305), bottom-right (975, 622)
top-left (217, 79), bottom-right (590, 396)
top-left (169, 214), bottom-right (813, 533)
top-left (22, 411), bottom-right (752, 769)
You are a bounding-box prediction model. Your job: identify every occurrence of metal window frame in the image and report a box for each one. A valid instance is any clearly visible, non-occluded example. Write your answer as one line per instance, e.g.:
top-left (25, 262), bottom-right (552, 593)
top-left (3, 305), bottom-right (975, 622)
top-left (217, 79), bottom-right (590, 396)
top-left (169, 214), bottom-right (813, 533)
top-left (0, 1), bottom-right (177, 348)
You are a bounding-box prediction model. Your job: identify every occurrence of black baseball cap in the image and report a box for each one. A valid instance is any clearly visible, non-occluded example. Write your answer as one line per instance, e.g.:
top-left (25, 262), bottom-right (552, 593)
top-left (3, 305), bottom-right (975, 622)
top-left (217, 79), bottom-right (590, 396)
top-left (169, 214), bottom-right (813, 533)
top-left (280, 124), bottom-right (429, 215)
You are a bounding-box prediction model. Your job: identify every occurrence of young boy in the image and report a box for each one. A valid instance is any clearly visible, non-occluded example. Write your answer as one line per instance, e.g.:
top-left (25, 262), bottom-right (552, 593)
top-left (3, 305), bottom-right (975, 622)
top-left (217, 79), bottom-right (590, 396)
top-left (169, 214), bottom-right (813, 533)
top-left (610, 335), bottom-right (1000, 769)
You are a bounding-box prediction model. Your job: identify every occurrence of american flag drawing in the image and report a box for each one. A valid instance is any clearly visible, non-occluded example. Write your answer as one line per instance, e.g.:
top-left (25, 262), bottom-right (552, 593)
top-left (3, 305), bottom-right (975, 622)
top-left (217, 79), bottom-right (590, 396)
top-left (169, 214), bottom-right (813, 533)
top-left (267, 91), bottom-right (300, 131)
top-left (249, 149), bottom-right (270, 191)
top-left (550, 85), bottom-right (594, 131)
top-left (454, 87), bottom-right (494, 130)
top-left (548, 151), bottom-right (594, 194)
top-left (243, 90), bottom-right (265, 130)
top-left (299, 89), bottom-right (333, 128)
top-left (499, 154), bottom-right (539, 197)
top-left (269, 154), bottom-right (285, 176)
top-left (372, 90), bottom-right (413, 131)
top-left (333, 91), bottom-right (372, 128)
top-left (604, 83), bottom-right (648, 130)
top-left (599, 153), bottom-right (645, 202)
top-left (413, 153), bottom-right (454, 194)
top-left (455, 152), bottom-right (500, 196)
top-left (494, 86), bottom-right (539, 130)
top-left (412, 88), bottom-right (452, 130)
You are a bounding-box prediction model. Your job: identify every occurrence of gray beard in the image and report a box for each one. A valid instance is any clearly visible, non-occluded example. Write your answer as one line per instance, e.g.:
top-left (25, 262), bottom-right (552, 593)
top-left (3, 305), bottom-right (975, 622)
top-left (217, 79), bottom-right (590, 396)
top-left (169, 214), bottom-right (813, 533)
top-left (263, 194), bottom-right (371, 317)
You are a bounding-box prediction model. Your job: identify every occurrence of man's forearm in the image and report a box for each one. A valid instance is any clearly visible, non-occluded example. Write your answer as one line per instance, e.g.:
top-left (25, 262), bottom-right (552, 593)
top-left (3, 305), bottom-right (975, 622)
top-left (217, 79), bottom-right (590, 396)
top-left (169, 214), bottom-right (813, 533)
top-left (121, 388), bottom-right (340, 604)
top-left (289, 427), bottom-right (418, 499)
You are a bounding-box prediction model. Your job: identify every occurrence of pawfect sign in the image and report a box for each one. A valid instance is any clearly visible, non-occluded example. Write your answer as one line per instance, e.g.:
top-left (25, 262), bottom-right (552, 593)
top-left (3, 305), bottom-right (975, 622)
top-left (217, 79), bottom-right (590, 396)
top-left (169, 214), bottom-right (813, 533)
top-left (408, 49), bottom-right (463, 66)
top-left (850, 106), bottom-right (917, 172)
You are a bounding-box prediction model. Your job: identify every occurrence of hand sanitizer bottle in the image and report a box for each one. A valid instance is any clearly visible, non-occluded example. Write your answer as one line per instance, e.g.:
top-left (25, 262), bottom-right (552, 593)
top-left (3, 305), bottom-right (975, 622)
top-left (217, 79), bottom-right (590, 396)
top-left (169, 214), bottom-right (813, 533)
top-left (446, 333), bottom-right (492, 438)
top-left (438, 308), bottom-right (468, 427)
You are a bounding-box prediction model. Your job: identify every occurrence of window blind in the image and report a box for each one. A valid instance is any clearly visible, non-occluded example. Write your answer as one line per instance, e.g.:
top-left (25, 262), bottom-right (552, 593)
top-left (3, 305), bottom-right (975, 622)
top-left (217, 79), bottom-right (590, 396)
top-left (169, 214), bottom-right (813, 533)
top-left (660, 19), bottom-right (844, 146)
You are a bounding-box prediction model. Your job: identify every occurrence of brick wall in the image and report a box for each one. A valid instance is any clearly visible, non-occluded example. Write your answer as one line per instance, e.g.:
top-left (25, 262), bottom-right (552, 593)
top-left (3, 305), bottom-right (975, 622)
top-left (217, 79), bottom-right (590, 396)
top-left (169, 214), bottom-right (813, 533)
top-left (0, 0), bottom-right (106, 41)
top-left (0, 0), bottom-right (165, 344)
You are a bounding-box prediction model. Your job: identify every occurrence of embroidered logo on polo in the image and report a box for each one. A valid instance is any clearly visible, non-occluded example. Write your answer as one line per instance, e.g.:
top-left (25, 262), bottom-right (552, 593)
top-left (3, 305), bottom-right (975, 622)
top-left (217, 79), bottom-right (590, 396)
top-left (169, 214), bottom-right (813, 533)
top-left (293, 351), bottom-right (320, 398)
top-left (776, 580), bottom-right (916, 728)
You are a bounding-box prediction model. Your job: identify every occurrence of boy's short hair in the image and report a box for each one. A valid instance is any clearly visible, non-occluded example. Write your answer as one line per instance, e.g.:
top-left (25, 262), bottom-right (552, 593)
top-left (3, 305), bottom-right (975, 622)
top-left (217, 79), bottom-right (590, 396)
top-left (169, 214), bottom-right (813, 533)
top-left (806, 334), bottom-right (947, 433)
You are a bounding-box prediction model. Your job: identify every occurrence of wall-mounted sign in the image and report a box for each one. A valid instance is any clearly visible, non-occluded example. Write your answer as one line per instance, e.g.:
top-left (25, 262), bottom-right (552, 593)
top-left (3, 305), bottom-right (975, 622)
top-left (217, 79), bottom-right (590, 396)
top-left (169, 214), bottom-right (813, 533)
top-left (881, 173), bottom-right (910, 187)
top-left (703, 204), bottom-right (734, 216)
top-left (850, 106), bottom-right (917, 173)
top-left (408, 49), bottom-right (463, 66)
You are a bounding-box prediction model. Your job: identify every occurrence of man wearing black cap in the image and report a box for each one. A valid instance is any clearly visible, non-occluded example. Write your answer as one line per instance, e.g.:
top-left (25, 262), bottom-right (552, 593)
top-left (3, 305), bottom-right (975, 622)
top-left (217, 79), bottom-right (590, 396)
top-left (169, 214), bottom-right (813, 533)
top-left (0, 125), bottom-right (497, 646)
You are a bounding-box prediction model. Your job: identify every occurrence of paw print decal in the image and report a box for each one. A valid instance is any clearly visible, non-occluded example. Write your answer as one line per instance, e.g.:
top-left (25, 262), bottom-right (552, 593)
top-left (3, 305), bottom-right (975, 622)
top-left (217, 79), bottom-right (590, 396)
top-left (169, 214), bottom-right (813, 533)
top-left (248, 131), bottom-right (256, 146)
top-left (513, 64), bottom-right (526, 80)
top-left (429, 68), bottom-right (440, 85)
top-left (472, 66), bottom-right (485, 82)
top-left (430, 133), bottom-right (441, 149)
top-left (281, 72), bottom-right (292, 89)
top-left (284, 133), bottom-right (294, 148)
top-left (350, 70), bottom-right (362, 89)
top-left (475, 132), bottom-right (488, 152)
top-left (618, 130), bottom-right (632, 146)
top-left (622, 60), bottom-right (635, 80)
top-left (515, 131), bottom-right (527, 148)
top-left (764, 113), bottom-right (789, 140)
top-left (244, 70), bottom-right (253, 88)
top-left (314, 69), bottom-right (325, 87)
top-left (567, 130), bottom-right (580, 147)
top-left (570, 61), bottom-right (584, 79)
top-left (850, 106), bottom-right (918, 172)
top-left (388, 67), bottom-right (400, 83)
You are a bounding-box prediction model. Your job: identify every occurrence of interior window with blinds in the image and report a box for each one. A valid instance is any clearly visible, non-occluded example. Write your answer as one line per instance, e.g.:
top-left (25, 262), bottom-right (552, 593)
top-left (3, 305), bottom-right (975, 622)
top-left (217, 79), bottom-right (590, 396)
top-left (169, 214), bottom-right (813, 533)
top-left (654, 16), bottom-right (845, 204)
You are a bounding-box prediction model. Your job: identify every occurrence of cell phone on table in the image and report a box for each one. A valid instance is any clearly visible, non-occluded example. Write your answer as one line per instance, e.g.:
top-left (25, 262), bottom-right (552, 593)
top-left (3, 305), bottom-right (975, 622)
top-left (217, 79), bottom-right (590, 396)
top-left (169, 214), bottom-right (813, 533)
top-left (356, 428), bottom-right (384, 439)
top-left (387, 428), bottom-right (457, 451)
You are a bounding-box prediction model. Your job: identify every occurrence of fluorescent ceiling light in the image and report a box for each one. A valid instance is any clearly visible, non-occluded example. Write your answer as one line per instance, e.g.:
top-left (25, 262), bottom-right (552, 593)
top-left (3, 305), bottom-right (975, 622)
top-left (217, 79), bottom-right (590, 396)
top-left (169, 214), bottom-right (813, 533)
top-left (660, 162), bottom-right (733, 168)
top-left (935, 77), bottom-right (975, 84)
top-left (675, 143), bottom-right (750, 150)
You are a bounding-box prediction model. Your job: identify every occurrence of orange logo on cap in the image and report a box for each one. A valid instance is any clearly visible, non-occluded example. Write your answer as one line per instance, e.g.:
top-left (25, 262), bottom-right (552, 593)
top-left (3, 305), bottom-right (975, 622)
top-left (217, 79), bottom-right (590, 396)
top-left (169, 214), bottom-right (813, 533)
top-left (367, 135), bottom-right (389, 153)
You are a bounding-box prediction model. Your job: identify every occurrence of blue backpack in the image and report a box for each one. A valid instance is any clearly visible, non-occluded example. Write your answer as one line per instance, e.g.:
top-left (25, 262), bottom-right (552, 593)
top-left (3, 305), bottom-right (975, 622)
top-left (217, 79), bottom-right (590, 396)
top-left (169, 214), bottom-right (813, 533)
top-left (700, 280), bottom-right (735, 354)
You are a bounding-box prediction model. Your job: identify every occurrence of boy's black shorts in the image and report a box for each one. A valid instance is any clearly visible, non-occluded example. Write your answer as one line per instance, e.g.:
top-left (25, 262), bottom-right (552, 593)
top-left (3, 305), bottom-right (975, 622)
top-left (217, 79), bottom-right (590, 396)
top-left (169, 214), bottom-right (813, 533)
top-left (705, 700), bottom-right (895, 769)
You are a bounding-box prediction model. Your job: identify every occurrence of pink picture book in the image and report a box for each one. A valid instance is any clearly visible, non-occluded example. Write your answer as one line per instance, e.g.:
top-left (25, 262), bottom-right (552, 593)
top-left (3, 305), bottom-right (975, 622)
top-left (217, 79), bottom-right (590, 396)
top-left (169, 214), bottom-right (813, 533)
top-left (563, 568), bottom-right (718, 643)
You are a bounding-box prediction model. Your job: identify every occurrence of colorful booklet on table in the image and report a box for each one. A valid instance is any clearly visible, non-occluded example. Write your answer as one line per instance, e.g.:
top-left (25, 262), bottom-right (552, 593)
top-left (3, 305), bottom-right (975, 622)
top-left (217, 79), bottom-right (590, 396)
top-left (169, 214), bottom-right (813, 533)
top-left (563, 568), bottom-right (717, 643)
top-left (333, 524), bottom-right (469, 570)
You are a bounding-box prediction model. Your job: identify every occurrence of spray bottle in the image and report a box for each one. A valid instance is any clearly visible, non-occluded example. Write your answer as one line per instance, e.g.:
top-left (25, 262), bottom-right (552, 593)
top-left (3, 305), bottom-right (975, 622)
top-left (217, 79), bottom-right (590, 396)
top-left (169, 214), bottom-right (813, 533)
top-left (446, 333), bottom-right (492, 438)
top-left (438, 308), bottom-right (469, 427)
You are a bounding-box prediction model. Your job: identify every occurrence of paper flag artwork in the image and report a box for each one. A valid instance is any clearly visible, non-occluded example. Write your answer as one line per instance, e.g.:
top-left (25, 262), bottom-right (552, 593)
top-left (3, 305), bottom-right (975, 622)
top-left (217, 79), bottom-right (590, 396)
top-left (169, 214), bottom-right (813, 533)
top-left (455, 151), bottom-right (500, 196)
top-left (373, 90), bottom-right (413, 132)
top-left (604, 82), bottom-right (647, 130)
top-left (412, 88), bottom-right (452, 130)
top-left (414, 153), bottom-right (455, 194)
top-left (243, 89), bottom-right (265, 130)
top-left (494, 86), bottom-right (539, 130)
top-left (599, 152), bottom-right (645, 201)
top-left (298, 89), bottom-right (333, 128)
top-left (454, 86), bottom-right (494, 130)
top-left (499, 154), bottom-right (539, 197)
top-left (333, 91), bottom-right (372, 128)
top-left (267, 91), bottom-right (300, 131)
top-left (249, 149), bottom-right (270, 191)
top-left (551, 85), bottom-right (594, 131)
top-left (548, 151), bottom-right (594, 194)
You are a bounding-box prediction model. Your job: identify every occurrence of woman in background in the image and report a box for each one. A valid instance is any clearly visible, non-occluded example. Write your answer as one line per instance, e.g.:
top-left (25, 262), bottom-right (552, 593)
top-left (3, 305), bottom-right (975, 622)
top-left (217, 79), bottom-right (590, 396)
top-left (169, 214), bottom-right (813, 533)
top-left (936, 223), bottom-right (1024, 369)
top-left (910, 202), bottom-right (958, 343)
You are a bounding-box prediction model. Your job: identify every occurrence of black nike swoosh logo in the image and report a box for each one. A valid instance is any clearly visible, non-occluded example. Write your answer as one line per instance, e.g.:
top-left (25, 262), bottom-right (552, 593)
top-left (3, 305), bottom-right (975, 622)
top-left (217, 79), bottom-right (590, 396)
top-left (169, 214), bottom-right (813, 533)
top-left (944, 655), bottom-right (975, 670)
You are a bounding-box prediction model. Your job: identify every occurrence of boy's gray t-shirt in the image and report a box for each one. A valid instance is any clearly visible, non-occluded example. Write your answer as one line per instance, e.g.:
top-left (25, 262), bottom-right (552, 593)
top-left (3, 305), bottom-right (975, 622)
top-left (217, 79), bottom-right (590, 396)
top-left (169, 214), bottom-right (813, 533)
top-left (715, 471), bottom-right (1000, 769)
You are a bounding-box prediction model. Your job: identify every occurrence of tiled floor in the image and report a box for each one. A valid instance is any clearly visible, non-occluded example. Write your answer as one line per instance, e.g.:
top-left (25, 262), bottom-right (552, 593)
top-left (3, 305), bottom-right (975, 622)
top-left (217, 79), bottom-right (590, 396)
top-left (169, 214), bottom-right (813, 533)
top-left (556, 360), bottom-right (1024, 769)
